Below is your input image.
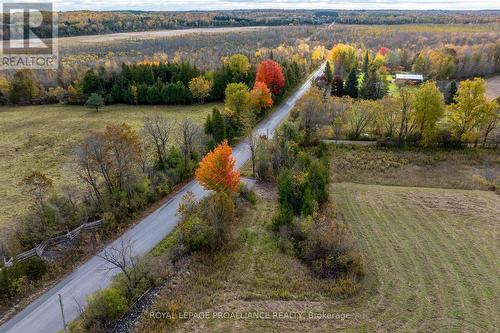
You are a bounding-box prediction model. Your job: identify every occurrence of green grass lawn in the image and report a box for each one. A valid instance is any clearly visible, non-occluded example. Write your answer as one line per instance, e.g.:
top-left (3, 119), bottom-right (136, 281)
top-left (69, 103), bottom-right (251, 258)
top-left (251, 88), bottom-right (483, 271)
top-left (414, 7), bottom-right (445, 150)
top-left (0, 102), bottom-right (220, 242)
top-left (333, 183), bottom-right (499, 332)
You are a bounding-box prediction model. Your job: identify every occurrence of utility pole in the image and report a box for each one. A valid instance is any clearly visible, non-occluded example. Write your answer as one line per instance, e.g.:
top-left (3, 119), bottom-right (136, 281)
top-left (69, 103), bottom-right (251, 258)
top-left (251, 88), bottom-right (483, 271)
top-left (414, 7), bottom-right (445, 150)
top-left (58, 294), bottom-right (68, 333)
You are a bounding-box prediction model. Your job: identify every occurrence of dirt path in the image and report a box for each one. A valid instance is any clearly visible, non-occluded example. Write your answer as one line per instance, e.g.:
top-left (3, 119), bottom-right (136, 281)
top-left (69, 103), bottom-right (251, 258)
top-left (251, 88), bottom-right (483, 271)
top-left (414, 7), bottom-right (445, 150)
top-left (486, 75), bottom-right (500, 100)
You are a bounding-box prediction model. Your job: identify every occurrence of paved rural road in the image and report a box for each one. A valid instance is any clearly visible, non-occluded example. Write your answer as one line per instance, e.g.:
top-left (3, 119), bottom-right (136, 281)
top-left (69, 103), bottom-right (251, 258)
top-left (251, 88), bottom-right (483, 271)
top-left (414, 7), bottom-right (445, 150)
top-left (0, 63), bottom-right (326, 333)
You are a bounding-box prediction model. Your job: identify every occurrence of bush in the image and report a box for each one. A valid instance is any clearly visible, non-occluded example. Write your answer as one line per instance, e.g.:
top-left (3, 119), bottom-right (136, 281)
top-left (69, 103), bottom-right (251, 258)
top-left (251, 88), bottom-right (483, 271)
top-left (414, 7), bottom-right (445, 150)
top-left (0, 257), bottom-right (48, 302)
top-left (300, 219), bottom-right (364, 280)
top-left (200, 192), bottom-right (235, 248)
top-left (435, 129), bottom-right (463, 149)
top-left (239, 183), bottom-right (257, 206)
top-left (256, 158), bottom-right (273, 181)
top-left (84, 288), bottom-right (128, 331)
top-left (179, 215), bottom-right (214, 252)
top-left (271, 206), bottom-right (294, 232)
top-left (20, 256), bottom-right (47, 281)
top-left (0, 265), bottom-right (23, 301)
top-left (102, 212), bottom-right (117, 236)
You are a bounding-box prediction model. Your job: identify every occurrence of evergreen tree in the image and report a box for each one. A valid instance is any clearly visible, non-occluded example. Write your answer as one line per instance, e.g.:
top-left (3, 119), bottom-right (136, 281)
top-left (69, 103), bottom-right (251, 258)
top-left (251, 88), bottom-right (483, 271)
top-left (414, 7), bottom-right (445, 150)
top-left (344, 68), bottom-right (359, 98)
top-left (210, 108), bottom-right (226, 144)
top-left (82, 70), bottom-right (100, 95)
top-left (331, 77), bottom-right (344, 97)
top-left (143, 66), bottom-right (155, 85)
top-left (447, 80), bottom-right (458, 104)
top-left (361, 67), bottom-right (378, 100)
top-left (362, 50), bottom-right (370, 74)
top-left (324, 61), bottom-right (333, 83)
top-left (110, 83), bottom-right (122, 103)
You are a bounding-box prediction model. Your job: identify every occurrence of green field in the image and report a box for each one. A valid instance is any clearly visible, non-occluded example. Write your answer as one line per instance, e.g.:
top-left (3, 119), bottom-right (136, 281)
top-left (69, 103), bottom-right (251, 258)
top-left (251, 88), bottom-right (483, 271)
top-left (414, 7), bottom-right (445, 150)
top-left (333, 183), bottom-right (499, 332)
top-left (0, 103), bottom-right (220, 242)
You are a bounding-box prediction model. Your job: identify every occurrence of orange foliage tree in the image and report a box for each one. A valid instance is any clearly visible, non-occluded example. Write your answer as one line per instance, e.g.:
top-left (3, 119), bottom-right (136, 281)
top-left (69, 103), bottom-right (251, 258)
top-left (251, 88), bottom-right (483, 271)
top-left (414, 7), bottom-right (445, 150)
top-left (251, 81), bottom-right (273, 111)
top-left (195, 140), bottom-right (240, 193)
top-left (255, 60), bottom-right (285, 95)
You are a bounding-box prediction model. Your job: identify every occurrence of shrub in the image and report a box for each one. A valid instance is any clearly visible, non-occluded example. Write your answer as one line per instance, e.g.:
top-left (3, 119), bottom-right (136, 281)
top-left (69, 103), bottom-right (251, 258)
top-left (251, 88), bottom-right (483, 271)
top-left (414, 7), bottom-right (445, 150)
top-left (201, 192), bottom-right (235, 248)
top-left (256, 158), bottom-right (273, 181)
top-left (20, 256), bottom-right (48, 281)
top-left (84, 288), bottom-right (128, 331)
top-left (0, 265), bottom-right (23, 301)
top-left (239, 183), bottom-right (257, 206)
top-left (102, 212), bottom-right (117, 236)
top-left (271, 206), bottom-right (294, 232)
top-left (179, 215), bottom-right (214, 252)
top-left (150, 171), bottom-right (171, 198)
top-left (111, 265), bottom-right (154, 303)
top-left (300, 219), bottom-right (364, 280)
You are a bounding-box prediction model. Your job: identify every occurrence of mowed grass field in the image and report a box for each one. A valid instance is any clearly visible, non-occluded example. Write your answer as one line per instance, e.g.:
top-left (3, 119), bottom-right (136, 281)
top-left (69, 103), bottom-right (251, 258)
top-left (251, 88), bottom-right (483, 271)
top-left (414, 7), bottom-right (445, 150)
top-left (333, 183), bottom-right (499, 332)
top-left (0, 103), bottom-right (220, 242)
top-left (136, 180), bottom-right (499, 332)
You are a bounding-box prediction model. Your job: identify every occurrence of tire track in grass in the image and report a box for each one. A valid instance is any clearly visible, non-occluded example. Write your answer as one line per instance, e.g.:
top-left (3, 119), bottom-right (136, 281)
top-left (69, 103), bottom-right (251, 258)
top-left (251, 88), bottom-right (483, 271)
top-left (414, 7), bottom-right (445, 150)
top-left (333, 184), bottom-right (499, 332)
top-left (383, 188), bottom-right (489, 330)
top-left (407, 189), bottom-right (496, 326)
top-left (410, 191), bottom-right (499, 331)
top-left (334, 184), bottom-right (404, 329)
top-left (416, 209), bottom-right (491, 330)
top-left (374, 186), bottom-right (497, 332)
top-left (337, 184), bottom-right (428, 330)
top-left (362, 188), bottom-right (448, 331)
top-left (384, 190), bottom-right (474, 331)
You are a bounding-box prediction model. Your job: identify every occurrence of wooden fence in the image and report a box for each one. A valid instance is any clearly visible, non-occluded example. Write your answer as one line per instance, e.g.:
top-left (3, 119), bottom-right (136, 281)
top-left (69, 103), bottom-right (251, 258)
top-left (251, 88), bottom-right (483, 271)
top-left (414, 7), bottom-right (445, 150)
top-left (2, 220), bottom-right (102, 269)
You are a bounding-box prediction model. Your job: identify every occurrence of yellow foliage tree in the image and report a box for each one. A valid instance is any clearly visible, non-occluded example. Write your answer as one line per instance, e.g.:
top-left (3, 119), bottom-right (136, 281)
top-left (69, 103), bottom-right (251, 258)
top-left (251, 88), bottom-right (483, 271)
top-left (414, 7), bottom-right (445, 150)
top-left (447, 78), bottom-right (499, 143)
top-left (189, 76), bottom-right (212, 103)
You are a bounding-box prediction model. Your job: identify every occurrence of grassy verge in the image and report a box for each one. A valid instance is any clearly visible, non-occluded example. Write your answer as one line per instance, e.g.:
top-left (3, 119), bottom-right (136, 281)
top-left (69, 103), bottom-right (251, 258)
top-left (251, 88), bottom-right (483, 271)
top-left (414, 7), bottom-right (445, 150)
top-left (0, 102), bottom-right (220, 240)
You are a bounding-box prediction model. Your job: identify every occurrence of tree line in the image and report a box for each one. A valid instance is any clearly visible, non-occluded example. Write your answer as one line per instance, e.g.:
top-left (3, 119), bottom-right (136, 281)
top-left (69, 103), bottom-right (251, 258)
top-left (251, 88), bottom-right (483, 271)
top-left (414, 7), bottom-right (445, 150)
top-left (2, 10), bottom-right (497, 40)
top-left (0, 44), bottom-right (315, 107)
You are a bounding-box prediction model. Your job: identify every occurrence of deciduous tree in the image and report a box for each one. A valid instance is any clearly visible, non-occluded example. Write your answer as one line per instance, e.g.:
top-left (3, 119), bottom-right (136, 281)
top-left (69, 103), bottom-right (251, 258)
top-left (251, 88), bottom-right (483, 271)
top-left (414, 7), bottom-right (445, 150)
top-left (413, 81), bottom-right (445, 145)
top-left (195, 140), bottom-right (240, 193)
top-left (255, 60), bottom-right (285, 95)
top-left (142, 114), bottom-right (174, 168)
top-left (447, 78), bottom-right (499, 143)
top-left (188, 76), bottom-right (212, 103)
top-left (251, 81), bottom-right (273, 113)
top-left (85, 93), bottom-right (104, 112)
top-left (227, 54), bottom-right (251, 82)
top-left (346, 100), bottom-right (377, 139)
top-left (225, 83), bottom-right (252, 115)
top-left (329, 44), bottom-right (358, 78)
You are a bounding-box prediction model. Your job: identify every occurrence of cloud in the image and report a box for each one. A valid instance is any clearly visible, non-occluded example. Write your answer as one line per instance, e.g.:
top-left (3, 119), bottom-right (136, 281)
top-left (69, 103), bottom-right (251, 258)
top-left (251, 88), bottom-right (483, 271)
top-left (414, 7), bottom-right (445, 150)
top-left (3, 0), bottom-right (499, 11)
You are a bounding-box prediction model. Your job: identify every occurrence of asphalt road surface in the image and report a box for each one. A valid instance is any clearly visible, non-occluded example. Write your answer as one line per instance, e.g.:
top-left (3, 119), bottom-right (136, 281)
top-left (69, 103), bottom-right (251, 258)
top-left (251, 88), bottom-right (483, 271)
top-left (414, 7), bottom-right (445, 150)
top-left (0, 63), bottom-right (325, 333)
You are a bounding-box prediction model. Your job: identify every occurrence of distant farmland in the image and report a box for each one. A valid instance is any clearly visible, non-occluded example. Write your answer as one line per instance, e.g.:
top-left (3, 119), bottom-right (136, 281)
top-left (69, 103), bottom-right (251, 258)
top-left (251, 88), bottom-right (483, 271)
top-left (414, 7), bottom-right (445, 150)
top-left (0, 103), bottom-right (220, 246)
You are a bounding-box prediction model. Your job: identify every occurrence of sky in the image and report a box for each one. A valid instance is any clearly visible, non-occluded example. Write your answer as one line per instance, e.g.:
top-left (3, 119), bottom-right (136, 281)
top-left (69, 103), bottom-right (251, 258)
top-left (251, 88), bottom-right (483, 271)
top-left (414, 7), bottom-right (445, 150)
top-left (2, 0), bottom-right (499, 11)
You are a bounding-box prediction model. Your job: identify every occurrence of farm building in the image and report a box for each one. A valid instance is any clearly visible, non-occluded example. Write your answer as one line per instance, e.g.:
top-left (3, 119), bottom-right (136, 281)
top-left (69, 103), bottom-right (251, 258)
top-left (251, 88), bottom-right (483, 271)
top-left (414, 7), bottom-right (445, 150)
top-left (395, 73), bottom-right (424, 83)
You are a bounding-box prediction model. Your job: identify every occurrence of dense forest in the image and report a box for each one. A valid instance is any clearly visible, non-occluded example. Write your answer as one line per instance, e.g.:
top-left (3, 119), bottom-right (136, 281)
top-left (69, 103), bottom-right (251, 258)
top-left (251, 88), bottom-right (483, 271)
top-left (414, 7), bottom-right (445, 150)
top-left (1, 10), bottom-right (499, 39)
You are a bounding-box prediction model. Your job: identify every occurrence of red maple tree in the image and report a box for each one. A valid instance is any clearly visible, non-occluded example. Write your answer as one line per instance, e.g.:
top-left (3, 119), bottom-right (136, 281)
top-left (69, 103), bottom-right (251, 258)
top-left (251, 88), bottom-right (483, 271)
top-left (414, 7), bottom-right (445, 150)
top-left (255, 60), bottom-right (285, 95)
top-left (378, 47), bottom-right (389, 56)
top-left (195, 140), bottom-right (240, 193)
